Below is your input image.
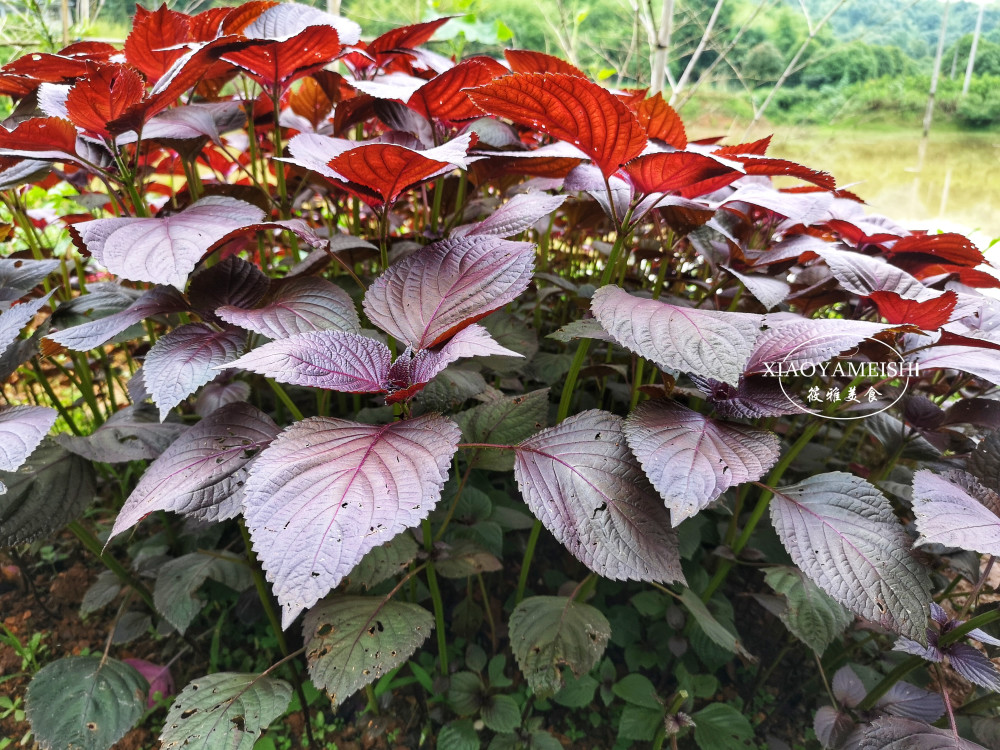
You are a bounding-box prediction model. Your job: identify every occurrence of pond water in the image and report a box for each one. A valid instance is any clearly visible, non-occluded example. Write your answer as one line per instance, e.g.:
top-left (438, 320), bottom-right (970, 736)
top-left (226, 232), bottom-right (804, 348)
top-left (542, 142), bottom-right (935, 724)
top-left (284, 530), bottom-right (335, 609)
top-left (743, 127), bottom-right (1000, 253)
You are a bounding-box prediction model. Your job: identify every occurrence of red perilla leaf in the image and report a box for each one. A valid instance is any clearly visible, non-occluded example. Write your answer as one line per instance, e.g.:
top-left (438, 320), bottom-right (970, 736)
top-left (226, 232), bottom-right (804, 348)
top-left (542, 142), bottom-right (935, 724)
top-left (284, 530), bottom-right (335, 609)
top-left (65, 63), bottom-right (148, 137)
top-left (635, 92), bottom-right (687, 149)
top-left (503, 48), bottom-right (586, 78)
top-left (408, 56), bottom-right (508, 122)
top-left (467, 72), bottom-right (647, 177)
top-left (123, 5), bottom-right (191, 84)
top-left (869, 290), bottom-right (957, 329)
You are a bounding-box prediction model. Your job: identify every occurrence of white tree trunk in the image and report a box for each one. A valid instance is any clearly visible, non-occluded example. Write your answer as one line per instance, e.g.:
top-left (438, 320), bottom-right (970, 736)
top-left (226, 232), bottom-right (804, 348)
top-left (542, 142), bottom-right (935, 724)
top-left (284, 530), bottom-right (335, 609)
top-left (923, 0), bottom-right (952, 138)
top-left (962, 0), bottom-right (986, 96)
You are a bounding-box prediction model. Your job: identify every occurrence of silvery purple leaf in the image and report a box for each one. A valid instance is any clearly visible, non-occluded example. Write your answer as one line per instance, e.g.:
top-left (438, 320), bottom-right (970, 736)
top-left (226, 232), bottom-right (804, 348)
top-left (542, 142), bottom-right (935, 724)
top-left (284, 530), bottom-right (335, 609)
top-left (723, 265), bottom-right (790, 310)
top-left (564, 164), bottom-right (632, 223)
top-left (877, 681), bottom-right (945, 722)
top-left (243, 414), bottom-right (460, 628)
top-left (386, 325), bottom-right (521, 400)
top-left (118, 101), bottom-right (246, 145)
top-left (187, 257), bottom-right (269, 317)
top-left (144, 324), bottom-right (246, 420)
top-left (893, 636), bottom-right (942, 662)
top-left (195, 380), bottom-right (251, 418)
top-left (0, 258), bottom-right (59, 292)
top-left (624, 399), bottom-right (779, 525)
top-left (77, 196), bottom-right (266, 287)
top-left (689, 375), bottom-right (802, 419)
top-left (0, 291), bottom-right (53, 357)
top-left (56, 404), bottom-right (187, 463)
top-left (907, 346), bottom-right (1000, 388)
top-left (720, 183), bottom-right (834, 225)
top-left (363, 236), bottom-right (535, 349)
top-left (860, 717), bottom-right (987, 749)
top-left (45, 286), bottom-right (188, 352)
top-left (769, 472), bottom-right (932, 642)
top-left (513, 409), bottom-right (685, 584)
top-left (912, 470), bottom-right (1000, 556)
top-left (217, 276), bottom-right (361, 338)
top-left (110, 403), bottom-right (279, 537)
top-left (225, 331), bottom-right (391, 393)
top-left (243, 1), bottom-right (361, 45)
top-left (816, 246), bottom-right (938, 301)
top-left (948, 643), bottom-right (1000, 693)
top-left (452, 193), bottom-right (567, 238)
top-left (814, 706), bottom-right (855, 750)
top-left (0, 406), bottom-right (56, 477)
top-left (745, 316), bottom-right (896, 375)
top-left (832, 666), bottom-right (866, 708)
top-left (590, 285), bottom-right (763, 387)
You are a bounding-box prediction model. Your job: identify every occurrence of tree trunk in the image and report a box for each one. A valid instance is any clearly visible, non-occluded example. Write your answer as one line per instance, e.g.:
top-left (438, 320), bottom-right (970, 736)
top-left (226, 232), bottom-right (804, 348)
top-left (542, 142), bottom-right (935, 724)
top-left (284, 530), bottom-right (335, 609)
top-left (671, 0), bottom-right (727, 104)
top-left (747, 0), bottom-right (848, 133)
top-left (962, 0), bottom-right (986, 96)
top-left (650, 0), bottom-right (675, 94)
top-left (923, 0), bottom-right (952, 138)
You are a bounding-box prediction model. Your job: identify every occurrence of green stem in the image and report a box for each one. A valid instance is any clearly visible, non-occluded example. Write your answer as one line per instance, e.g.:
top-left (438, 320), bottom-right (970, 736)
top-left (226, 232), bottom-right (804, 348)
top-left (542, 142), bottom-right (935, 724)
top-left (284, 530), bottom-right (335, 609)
top-left (240, 521), bottom-right (316, 746)
top-left (515, 521), bottom-right (543, 605)
top-left (67, 521), bottom-right (156, 613)
top-left (702, 419), bottom-right (823, 602)
top-left (858, 609), bottom-right (1000, 712)
top-left (267, 379), bottom-right (304, 421)
top-left (422, 519), bottom-right (449, 675)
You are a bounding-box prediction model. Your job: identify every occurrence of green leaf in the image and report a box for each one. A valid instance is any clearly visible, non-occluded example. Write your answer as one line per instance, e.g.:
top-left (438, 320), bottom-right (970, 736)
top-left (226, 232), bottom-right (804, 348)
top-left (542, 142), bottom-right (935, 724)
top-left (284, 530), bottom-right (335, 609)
top-left (764, 566), bottom-right (852, 655)
top-left (613, 674), bottom-right (660, 710)
top-left (449, 672), bottom-right (485, 715)
top-left (159, 672), bottom-right (291, 750)
top-left (553, 673), bottom-right (598, 708)
top-left (488, 654), bottom-right (513, 688)
top-left (25, 655), bottom-right (146, 750)
top-left (345, 532), bottom-right (419, 591)
top-left (456, 388), bottom-right (549, 470)
top-left (597, 68), bottom-right (616, 80)
top-left (303, 596), bottom-right (433, 707)
top-left (436, 539), bottom-right (503, 579)
top-left (80, 570), bottom-right (121, 617)
top-left (677, 663), bottom-right (718, 700)
top-left (466, 644), bottom-right (488, 673)
top-left (619, 704), bottom-right (663, 742)
top-left (679, 588), bottom-right (754, 661)
top-left (509, 596), bottom-right (611, 697)
top-left (481, 694), bottom-right (521, 734)
top-left (692, 703), bottom-right (754, 750)
top-left (0, 440), bottom-right (95, 547)
top-left (629, 591), bottom-right (667, 618)
top-left (154, 551), bottom-right (252, 634)
top-left (438, 718), bottom-right (481, 750)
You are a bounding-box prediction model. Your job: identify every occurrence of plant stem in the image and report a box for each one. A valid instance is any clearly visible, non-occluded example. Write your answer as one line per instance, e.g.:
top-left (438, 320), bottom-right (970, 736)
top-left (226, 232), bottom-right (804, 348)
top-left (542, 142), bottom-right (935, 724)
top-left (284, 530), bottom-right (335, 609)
top-left (67, 521), bottom-right (156, 613)
top-left (267, 379), bottom-right (304, 421)
top-left (422, 519), bottom-right (449, 675)
top-left (958, 555), bottom-right (995, 619)
top-left (239, 520), bottom-right (316, 746)
top-left (702, 419), bottom-right (822, 602)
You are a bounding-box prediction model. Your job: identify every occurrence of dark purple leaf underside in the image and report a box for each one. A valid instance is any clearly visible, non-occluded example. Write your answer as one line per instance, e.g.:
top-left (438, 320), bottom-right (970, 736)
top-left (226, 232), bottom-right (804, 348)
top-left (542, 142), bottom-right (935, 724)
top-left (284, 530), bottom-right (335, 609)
top-left (188, 256), bottom-right (269, 316)
top-left (243, 414), bottom-right (460, 627)
top-left (55, 403), bottom-right (187, 463)
top-left (513, 409), bottom-right (685, 584)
